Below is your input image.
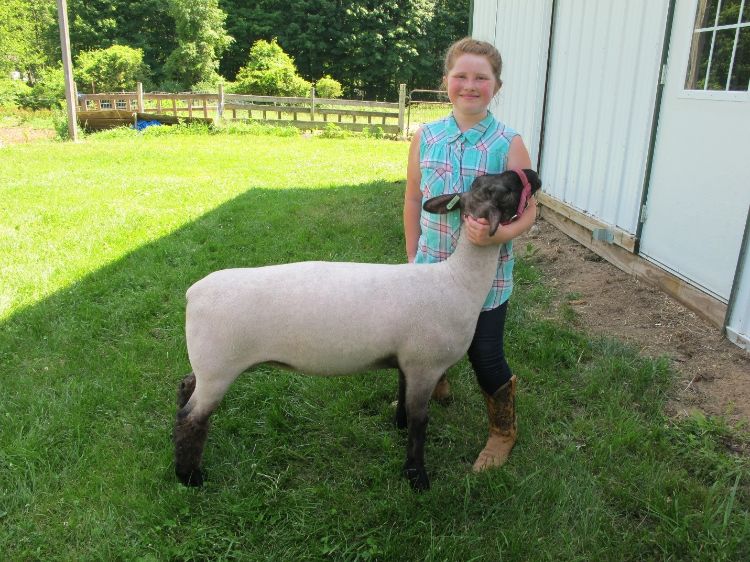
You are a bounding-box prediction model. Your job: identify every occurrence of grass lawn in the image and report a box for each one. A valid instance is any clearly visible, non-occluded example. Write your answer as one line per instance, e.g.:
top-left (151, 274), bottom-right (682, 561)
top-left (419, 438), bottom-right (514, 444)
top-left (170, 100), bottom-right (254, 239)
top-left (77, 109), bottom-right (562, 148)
top-left (1, 129), bottom-right (748, 561)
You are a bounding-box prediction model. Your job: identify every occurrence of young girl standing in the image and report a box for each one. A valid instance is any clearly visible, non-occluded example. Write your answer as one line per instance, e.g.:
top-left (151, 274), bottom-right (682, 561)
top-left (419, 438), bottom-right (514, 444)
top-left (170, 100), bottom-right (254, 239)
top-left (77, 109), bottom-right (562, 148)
top-left (403, 37), bottom-right (537, 472)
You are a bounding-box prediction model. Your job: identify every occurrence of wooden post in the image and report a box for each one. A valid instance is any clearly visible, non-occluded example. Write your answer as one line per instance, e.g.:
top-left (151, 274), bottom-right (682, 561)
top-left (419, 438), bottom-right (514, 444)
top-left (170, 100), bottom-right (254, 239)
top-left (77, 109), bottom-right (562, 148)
top-left (311, 87), bottom-right (316, 122)
top-left (136, 82), bottom-right (144, 112)
top-left (398, 83), bottom-right (406, 138)
top-left (56, 0), bottom-right (78, 141)
top-left (217, 82), bottom-right (225, 122)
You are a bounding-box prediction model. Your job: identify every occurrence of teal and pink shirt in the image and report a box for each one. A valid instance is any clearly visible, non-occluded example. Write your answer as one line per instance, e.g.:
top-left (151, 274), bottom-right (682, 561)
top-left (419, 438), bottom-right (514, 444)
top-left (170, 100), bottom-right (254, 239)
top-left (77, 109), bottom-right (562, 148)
top-left (414, 112), bottom-right (518, 310)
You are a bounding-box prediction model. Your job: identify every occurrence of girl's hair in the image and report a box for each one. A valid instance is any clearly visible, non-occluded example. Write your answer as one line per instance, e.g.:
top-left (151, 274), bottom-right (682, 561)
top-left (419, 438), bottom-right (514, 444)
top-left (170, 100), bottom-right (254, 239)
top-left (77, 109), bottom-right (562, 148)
top-left (443, 37), bottom-right (503, 88)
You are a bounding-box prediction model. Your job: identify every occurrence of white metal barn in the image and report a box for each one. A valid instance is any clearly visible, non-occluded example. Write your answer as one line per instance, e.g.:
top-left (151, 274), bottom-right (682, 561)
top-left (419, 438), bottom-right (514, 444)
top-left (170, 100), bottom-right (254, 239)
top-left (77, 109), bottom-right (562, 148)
top-left (471, 0), bottom-right (750, 350)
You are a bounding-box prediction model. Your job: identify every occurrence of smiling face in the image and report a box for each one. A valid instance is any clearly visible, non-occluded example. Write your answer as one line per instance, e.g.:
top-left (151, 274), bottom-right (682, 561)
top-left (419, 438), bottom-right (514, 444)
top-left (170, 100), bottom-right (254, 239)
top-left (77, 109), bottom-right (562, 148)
top-left (444, 53), bottom-right (500, 122)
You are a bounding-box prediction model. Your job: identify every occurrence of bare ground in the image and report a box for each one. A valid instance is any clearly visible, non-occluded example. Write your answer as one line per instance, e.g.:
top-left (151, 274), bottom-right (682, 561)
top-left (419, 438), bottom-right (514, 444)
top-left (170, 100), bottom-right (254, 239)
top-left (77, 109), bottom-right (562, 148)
top-left (521, 217), bottom-right (750, 428)
top-left (0, 127), bottom-right (56, 147)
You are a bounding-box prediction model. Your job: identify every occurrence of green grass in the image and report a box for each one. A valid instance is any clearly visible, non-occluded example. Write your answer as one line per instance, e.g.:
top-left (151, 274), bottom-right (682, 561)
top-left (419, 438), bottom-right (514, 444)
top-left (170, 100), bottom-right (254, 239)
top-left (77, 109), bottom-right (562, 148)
top-left (1, 132), bottom-right (748, 561)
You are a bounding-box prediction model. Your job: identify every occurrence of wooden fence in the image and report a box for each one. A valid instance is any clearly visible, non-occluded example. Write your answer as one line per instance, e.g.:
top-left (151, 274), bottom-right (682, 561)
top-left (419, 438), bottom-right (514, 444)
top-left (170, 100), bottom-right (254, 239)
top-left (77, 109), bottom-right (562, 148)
top-left (77, 82), bottom-right (407, 135)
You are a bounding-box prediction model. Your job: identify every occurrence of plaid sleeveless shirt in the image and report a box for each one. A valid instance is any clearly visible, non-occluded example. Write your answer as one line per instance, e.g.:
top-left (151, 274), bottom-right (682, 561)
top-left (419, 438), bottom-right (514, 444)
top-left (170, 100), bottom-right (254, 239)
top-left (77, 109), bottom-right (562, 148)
top-left (414, 112), bottom-right (518, 310)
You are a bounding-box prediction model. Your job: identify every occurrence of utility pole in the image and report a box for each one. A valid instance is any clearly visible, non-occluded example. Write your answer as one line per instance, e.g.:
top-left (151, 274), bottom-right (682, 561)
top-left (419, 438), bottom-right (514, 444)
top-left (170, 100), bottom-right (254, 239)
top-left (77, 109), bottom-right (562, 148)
top-left (56, 0), bottom-right (78, 141)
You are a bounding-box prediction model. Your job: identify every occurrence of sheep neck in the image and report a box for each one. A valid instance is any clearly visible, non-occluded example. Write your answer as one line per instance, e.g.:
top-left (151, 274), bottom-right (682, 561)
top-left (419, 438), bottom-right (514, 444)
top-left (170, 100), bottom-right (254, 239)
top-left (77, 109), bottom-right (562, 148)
top-left (444, 229), bottom-right (503, 297)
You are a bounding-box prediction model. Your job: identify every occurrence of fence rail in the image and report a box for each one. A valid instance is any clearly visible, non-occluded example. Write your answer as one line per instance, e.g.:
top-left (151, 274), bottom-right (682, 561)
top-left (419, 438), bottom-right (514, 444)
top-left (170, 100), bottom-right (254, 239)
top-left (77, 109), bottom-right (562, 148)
top-left (77, 83), bottom-right (407, 135)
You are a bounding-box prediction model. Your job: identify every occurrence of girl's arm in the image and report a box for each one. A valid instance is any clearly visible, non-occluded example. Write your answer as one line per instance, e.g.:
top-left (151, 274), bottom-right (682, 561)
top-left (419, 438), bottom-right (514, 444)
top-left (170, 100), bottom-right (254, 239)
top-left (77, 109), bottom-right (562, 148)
top-left (404, 130), bottom-right (424, 262)
top-left (464, 135), bottom-right (538, 246)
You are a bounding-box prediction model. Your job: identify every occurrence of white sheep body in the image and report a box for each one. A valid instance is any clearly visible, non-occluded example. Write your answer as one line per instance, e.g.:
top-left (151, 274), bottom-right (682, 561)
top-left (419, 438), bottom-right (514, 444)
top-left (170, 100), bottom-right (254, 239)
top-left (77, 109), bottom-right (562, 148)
top-left (185, 237), bottom-right (499, 382)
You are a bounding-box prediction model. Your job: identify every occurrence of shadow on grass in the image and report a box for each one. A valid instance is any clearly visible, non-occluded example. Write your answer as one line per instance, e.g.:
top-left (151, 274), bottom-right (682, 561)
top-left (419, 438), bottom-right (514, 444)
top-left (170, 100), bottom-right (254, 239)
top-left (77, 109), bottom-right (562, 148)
top-left (0, 179), bottom-right (405, 477)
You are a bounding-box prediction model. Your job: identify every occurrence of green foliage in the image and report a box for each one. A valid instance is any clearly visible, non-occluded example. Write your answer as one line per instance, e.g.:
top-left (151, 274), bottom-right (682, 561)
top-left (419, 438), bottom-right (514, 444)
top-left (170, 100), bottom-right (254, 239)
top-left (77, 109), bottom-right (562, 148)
top-left (319, 122), bottom-right (350, 138)
top-left (163, 0), bottom-right (233, 89)
top-left (315, 74), bottom-right (343, 99)
top-left (0, 0), bottom-right (58, 79)
top-left (234, 39), bottom-right (312, 96)
top-left (68, 0), bottom-right (177, 86)
top-left (5, 0), bottom-right (469, 100)
top-left (0, 79), bottom-right (32, 108)
top-left (18, 65), bottom-right (65, 109)
top-left (361, 125), bottom-right (385, 139)
top-left (75, 45), bottom-right (151, 93)
top-left (190, 77), bottom-right (224, 92)
top-left (218, 0), bottom-right (470, 99)
top-left (51, 108), bottom-right (74, 141)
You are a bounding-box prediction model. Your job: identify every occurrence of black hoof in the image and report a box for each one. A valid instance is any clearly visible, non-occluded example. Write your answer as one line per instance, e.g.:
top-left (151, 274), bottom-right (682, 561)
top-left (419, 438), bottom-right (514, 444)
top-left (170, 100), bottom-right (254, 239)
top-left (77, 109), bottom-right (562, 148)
top-left (176, 467), bottom-right (204, 487)
top-left (403, 464), bottom-right (430, 492)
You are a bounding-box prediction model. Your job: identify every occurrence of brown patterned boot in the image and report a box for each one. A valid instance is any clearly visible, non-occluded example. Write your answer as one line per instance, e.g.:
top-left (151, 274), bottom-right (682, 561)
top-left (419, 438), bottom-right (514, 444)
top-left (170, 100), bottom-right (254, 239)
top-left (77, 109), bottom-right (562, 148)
top-left (473, 375), bottom-right (517, 472)
top-left (431, 373), bottom-right (452, 404)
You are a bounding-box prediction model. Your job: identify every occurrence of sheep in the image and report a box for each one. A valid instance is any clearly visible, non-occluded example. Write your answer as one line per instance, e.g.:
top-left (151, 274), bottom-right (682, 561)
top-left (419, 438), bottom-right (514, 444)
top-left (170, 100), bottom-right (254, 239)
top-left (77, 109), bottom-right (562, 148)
top-left (174, 168), bottom-right (541, 491)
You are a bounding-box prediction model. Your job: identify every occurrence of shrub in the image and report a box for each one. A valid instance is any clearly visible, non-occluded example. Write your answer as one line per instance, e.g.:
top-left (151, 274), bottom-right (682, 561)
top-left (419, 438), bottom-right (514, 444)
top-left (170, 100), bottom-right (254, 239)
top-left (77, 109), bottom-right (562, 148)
top-left (191, 76), bottom-right (226, 92)
top-left (233, 39), bottom-right (311, 97)
top-left (315, 75), bottom-right (343, 99)
top-left (0, 78), bottom-right (32, 108)
top-left (75, 45), bottom-right (151, 94)
top-left (361, 126), bottom-right (385, 139)
top-left (320, 122), bottom-right (350, 139)
top-left (18, 66), bottom-right (65, 109)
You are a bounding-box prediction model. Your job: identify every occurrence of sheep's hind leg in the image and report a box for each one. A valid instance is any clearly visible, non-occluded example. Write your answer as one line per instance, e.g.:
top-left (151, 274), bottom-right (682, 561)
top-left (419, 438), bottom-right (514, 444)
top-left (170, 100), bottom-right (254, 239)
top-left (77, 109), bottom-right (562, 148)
top-left (174, 371), bottom-right (234, 487)
top-left (174, 373), bottom-right (208, 486)
top-left (401, 371), bottom-right (440, 491)
top-left (394, 369), bottom-right (408, 430)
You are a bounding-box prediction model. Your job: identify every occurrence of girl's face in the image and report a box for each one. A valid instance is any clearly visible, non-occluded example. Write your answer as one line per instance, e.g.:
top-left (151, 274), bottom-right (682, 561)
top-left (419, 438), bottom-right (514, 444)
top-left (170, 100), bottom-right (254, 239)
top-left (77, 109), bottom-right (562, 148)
top-left (444, 53), bottom-right (500, 119)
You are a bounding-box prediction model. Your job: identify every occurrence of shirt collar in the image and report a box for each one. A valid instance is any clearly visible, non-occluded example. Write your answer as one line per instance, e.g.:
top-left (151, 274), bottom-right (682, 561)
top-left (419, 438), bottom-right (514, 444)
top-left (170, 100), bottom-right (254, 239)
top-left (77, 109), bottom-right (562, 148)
top-left (445, 112), bottom-right (495, 145)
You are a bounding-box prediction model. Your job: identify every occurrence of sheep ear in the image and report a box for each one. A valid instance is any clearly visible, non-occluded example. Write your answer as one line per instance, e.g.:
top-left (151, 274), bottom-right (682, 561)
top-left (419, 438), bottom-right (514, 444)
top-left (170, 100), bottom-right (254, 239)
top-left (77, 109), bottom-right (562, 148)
top-left (523, 169), bottom-right (542, 194)
top-left (423, 193), bottom-right (463, 214)
top-left (487, 208), bottom-right (502, 236)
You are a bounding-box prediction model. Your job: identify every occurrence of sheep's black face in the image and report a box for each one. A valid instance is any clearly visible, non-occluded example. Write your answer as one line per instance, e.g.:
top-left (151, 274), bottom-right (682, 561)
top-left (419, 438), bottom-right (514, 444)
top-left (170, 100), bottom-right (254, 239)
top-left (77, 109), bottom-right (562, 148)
top-left (422, 169), bottom-right (541, 235)
top-left (463, 170), bottom-right (542, 234)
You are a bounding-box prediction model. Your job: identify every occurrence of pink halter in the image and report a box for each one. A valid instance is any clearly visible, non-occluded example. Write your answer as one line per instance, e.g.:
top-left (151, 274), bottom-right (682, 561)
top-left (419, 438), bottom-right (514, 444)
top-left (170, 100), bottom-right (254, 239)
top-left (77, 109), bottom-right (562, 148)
top-left (501, 168), bottom-right (533, 225)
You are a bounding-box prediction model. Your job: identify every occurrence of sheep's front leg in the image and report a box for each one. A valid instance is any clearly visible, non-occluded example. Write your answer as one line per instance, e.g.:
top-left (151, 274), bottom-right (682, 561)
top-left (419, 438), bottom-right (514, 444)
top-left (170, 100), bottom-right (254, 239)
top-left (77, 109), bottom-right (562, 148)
top-left (401, 372), bottom-right (438, 492)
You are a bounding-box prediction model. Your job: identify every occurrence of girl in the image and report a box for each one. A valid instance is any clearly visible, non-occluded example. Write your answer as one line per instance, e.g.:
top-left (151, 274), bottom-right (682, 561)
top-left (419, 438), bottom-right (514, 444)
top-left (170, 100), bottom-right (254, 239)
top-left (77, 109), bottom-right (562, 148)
top-left (403, 37), bottom-right (537, 472)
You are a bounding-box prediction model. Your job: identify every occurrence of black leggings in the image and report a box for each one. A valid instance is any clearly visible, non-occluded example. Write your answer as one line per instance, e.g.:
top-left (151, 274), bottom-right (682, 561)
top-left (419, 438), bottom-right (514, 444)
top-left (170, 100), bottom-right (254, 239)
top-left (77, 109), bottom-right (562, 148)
top-left (467, 301), bottom-right (512, 395)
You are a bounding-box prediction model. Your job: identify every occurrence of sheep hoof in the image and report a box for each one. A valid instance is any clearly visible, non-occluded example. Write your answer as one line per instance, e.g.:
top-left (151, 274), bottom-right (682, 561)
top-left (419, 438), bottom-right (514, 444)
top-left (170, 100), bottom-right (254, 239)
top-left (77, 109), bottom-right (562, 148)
top-left (403, 464), bottom-right (430, 491)
top-left (176, 467), bottom-right (204, 487)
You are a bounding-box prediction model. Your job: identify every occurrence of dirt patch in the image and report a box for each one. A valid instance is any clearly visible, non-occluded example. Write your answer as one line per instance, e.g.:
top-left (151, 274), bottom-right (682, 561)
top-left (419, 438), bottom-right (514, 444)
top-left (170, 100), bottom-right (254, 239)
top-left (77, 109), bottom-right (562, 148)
top-left (521, 217), bottom-right (750, 427)
top-left (0, 127), bottom-right (56, 147)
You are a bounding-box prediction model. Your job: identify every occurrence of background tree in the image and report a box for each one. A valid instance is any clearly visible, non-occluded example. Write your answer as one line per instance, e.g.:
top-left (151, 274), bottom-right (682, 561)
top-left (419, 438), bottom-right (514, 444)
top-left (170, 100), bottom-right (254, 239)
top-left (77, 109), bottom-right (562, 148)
top-left (218, 0), bottom-right (469, 99)
top-left (0, 0), bottom-right (58, 80)
top-left (315, 75), bottom-right (343, 98)
top-left (75, 45), bottom-right (151, 93)
top-left (67, 0), bottom-right (177, 86)
top-left (233, 39), bottom-right (311, 96)
top-left (5, 0), bottom-right (470, 98)
top-left (163, 0), bottom-right (234, 89)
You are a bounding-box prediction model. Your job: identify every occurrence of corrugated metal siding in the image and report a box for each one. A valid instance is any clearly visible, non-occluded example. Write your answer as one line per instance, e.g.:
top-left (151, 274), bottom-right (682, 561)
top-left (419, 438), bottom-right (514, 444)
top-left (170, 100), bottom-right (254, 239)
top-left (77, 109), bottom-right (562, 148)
top-left (540, 0), bottom-right (670, 234)
top-left (471, 0), bottom-right (498, 42)
top-left (490, 1), bottom-right (553, 167)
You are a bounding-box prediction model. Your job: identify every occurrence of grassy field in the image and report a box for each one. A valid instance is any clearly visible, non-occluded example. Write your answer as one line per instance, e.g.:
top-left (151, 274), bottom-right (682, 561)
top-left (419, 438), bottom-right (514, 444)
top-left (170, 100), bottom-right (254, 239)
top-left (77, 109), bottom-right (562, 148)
top-left (1, 129), bottom-right (748, 560)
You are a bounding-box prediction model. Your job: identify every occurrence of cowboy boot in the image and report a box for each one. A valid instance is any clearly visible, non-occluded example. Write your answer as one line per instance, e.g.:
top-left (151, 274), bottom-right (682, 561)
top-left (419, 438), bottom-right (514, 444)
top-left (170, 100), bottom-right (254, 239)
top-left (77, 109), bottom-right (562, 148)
top-left (473, 375), bottom-right (517, 472)
top-left (431, 373), bottom-right (452, 404)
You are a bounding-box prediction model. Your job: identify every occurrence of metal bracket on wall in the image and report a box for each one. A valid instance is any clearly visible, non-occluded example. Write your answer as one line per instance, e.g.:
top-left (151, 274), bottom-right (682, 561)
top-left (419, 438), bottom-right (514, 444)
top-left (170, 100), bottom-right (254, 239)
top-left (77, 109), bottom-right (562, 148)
top-left (592, 228), bottom-right (615, 244)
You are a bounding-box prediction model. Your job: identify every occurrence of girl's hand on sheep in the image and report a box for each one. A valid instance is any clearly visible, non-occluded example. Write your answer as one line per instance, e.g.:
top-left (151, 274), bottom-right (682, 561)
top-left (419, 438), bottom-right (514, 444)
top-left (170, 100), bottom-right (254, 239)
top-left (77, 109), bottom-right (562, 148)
top-left (464, 215), bottom-right (498, 246)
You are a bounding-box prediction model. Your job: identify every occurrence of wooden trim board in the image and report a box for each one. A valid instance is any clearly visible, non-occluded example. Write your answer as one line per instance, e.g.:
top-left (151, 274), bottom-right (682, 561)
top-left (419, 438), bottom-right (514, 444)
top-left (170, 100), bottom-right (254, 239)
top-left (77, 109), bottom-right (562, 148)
top-left (537, 192), bottom-right (637, 253)
top-left (538, 205), bottom-right (727, 328)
